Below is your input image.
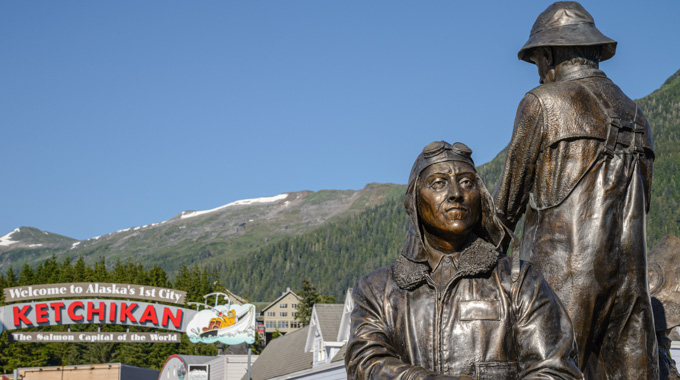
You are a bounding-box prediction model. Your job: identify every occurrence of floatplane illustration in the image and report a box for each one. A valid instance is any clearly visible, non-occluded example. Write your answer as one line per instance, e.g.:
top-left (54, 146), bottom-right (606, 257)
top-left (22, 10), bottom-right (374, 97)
top-left (186, 292), bottom-right (256, 345)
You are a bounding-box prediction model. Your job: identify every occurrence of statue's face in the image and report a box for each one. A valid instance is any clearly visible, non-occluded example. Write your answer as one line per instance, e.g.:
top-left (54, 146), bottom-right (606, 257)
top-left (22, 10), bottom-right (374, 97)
top-left (416, 161), bottom-right (481, 243)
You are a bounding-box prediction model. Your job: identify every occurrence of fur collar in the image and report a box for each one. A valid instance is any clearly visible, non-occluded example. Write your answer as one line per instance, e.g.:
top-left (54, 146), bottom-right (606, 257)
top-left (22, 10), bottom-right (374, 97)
top-left (393, 235), bottom-right (500, 290)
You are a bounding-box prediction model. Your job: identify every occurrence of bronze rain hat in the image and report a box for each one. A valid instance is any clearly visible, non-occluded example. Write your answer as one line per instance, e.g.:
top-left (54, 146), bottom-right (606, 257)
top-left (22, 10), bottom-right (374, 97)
top-left (518, 1), bottom-right (617, 63)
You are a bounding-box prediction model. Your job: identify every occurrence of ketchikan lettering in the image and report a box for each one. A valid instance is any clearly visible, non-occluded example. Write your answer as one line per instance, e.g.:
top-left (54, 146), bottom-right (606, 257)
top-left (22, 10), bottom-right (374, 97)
top-left (11, 301), bottom-right (183, 329)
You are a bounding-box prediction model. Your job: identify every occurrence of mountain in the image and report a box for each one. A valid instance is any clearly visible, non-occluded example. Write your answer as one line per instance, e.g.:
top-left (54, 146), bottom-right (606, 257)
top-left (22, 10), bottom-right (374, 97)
top-left (0, 227), bottom-right (76, 268)
top-left (2, 69), bottom-right (678, 302)
top-left (0, 184), bottom-right (405, 275)
top-left (637, 70), bottom-right (680, 245)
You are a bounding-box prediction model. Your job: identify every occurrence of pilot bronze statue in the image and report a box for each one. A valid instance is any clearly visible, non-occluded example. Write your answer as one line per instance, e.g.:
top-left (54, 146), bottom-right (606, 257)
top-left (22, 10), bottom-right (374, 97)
top-left (494, 2), bottom-right (658, 378)
top-left (346, 141), bottom-right (581, 379)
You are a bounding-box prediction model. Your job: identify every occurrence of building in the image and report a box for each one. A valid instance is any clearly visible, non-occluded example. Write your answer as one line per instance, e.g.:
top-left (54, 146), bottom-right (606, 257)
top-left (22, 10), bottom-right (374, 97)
top-left (159, 354), bottom-right (259, 380)
top-left (261, 287), bottom-right (302, 340)
top-left (304, 304), bottom-right (345, 368)
top-left (15, 363), bottom-right (158, 380)
top-left (247, 290), bottom-right (353, 379)
top-left (224, 288), bottom-right (249, 306)
top-left (247, 325), bottom-right (314, 380)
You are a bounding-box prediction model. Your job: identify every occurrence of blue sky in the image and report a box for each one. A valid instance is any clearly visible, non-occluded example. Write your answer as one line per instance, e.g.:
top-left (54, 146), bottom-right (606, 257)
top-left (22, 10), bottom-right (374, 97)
top-left (2, 1), bottom-right (679, 240)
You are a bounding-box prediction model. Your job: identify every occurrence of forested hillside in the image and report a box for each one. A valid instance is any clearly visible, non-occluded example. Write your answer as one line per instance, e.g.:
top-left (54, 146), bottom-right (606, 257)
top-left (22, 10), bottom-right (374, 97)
top-left (0, 185), bottom-right (402, 274)
top-left (217, 187), bottom-right (408, 301)
top-left (638, 69), bottom-right (680, 244)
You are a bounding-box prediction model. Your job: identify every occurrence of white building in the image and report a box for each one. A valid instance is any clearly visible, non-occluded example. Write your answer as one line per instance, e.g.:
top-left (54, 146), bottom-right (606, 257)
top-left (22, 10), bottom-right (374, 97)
top-left (246, 290), bottom-right (353, 379)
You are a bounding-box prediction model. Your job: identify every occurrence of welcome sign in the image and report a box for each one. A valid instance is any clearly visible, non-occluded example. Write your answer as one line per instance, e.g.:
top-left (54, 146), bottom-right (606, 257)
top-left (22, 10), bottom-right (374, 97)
top-left (1, 284), bottom-right (255, 345)
top-left (1, 282), bottom-right (194, 343)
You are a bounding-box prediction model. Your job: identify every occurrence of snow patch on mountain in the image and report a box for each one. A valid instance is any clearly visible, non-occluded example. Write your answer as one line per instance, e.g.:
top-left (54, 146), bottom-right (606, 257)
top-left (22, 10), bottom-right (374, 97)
top-left (180, 193), bottom-right (289, 220)
top-left (0, 228), bottom-right (20, 247)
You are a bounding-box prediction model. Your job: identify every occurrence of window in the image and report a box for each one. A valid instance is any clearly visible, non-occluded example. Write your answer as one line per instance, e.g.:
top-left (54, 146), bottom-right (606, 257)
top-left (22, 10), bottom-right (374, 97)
top-left (266, 321), bottom-right (276, 329)
top-left (292, 303), bottom-right (299, 309)
top-left (280, 312), bottom-right (288, 317)
top-left (292, 312), bottom-right (298, 317)
top-left (267, 312), bottom-right (275, 317)
top-left (278, 321), bottom-right (289, 329)
top-left (291, 321), bottom-right (301, 328)
top-left (280, 303), bottom-right (288, 308)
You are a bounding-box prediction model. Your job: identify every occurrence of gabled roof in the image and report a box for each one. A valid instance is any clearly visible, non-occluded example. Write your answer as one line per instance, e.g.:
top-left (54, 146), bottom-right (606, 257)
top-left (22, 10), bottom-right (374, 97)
top-left (318, 304), bottom-right (344, 341)
top-left (336, 289), bottom-right (354, 342)
top-left (245, 326), bottom-right (313, 380)
top-left (224, 288), bottom-right (248, 306)
top-left (261, 288), bottom-right (301, 313)
top-left (304, 304), bottom-right (344, 352)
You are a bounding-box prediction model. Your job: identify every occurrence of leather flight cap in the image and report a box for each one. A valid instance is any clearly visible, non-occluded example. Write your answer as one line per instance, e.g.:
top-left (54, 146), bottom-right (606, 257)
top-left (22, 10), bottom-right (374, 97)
top-left (518, 1), bottom-right (617, 63)
top-left (407, 141), bottom-right (475, 186)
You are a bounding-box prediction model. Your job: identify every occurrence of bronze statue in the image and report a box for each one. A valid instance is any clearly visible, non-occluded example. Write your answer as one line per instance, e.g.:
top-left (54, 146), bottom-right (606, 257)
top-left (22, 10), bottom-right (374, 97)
top-left (493, 2), bottom-right (658, 378)
top-left (346, 141), bottom-right (581, 379)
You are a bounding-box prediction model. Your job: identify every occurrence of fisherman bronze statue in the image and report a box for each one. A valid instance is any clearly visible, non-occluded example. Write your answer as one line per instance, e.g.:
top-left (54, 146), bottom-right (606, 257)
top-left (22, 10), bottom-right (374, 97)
top-left (494, 2), bottom-right (658, 378)
top-left (346, 141), bottom-right (581, 379)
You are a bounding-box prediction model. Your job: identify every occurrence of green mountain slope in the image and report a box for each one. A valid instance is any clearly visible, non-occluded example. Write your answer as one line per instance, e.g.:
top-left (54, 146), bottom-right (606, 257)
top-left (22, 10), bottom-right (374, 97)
top-left (637, 69), bottom-right (680, 245)
top-left (217, 186), bottom-right (408, 301)
top-left (0, 227), bottom-right (76, 268)
top-left (0, 184), bottom-right (405, 275)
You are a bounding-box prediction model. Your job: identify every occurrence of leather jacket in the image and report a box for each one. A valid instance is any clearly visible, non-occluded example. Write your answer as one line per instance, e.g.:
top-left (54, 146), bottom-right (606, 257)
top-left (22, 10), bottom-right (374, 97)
top-left (345, 235), bottom-right (581, 380)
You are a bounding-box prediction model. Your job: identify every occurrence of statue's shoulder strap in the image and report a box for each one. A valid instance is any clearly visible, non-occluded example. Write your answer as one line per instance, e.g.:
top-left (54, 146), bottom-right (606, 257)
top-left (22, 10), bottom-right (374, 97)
top-left (580, 82), bottom-right (646, 157)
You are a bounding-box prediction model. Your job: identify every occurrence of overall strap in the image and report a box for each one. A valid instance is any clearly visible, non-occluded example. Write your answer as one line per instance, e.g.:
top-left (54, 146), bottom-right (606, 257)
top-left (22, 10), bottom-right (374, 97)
top-left (581, 82), bottom-right (643, 157)
top-left (527, 82), bottom-right (641, 213)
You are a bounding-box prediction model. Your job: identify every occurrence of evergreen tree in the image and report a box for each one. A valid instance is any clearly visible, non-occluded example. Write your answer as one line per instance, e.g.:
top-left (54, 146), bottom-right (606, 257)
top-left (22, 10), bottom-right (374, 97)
top-left (92, 256), bottom-right (109, 282)
top-left (148, 265), bottom-right (170, 288)
top-left (60, 257), bottom-right (74, 282)
top-left (295, 279), bottom-right (335, 326)
top-left (5, 266), bottom-right (18, 288)
top-left (18, 264), bottom-right (34, 285)
top-left (73, 256), bottom-right (91, 282)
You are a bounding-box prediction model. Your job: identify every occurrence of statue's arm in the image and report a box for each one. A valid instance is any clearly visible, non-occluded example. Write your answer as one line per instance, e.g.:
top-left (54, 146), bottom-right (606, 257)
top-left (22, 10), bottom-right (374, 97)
top-left (512, 264), bottom-right (583, 380)
top-left (493, 93), bottom-right (544, 232)
top-left (345, 278), bottom-right (465, 380)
